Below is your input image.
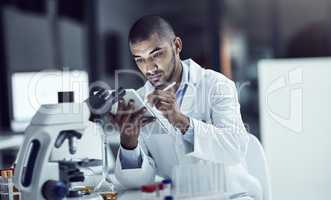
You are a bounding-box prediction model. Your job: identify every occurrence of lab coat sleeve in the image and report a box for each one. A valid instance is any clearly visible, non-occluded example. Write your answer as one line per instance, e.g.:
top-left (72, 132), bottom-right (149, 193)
top-left (187, 79), bottom-right (249, 165)
top-left (114, 138), bottom-right (156, 189)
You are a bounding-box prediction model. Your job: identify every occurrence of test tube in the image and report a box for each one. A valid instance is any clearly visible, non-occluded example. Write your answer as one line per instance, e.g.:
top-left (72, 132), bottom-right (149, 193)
top-left (186, 164), bottom-right (192, 196)
top-left (211, 164), bottom-right (218, 193)
top-left (206, 162), bottom-right (216, 193)
top-left (176, 166), bottom-right (182, 196)
top-left (198, 162), bottom-right (206, 195)
top-left (215, 163), bottom-right (220, 193)
top-left (192, 165), bottom-right (198, 196)
top-left (186, 165), bottom-right (192, 196)
top-left (220, 164), bottom-right (226, 193)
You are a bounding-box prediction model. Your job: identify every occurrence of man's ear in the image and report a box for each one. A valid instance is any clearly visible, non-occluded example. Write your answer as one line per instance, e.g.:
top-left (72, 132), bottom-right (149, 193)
top-left (174, 37), bottom-right (182, 55)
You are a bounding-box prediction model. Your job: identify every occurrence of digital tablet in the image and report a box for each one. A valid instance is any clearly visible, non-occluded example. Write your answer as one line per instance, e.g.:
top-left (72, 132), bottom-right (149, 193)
top-left (111, 89), bottom-right (171, 133)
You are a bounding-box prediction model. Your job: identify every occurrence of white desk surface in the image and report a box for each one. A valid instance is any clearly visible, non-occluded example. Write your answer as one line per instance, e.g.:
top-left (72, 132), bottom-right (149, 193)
top-left (118, 192), bottom-right (254, 200)
top-left (84, 174), bottom-right (227, 200)
top-left (117, 191), bottom-right (227, 200)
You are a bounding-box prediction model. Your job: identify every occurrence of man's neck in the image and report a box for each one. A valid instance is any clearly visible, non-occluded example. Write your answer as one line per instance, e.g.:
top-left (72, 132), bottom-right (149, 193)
top-left (168, 60), bottom-right (183, 91)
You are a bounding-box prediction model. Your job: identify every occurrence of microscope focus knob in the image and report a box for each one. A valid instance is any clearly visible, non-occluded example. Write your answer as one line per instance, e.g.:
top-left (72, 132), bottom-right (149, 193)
top-left (42, 180), bottom-right (68, 200)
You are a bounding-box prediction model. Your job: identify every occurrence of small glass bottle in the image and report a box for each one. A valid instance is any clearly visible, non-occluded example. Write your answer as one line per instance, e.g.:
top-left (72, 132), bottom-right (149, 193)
top-left (0, 172), bottom-right (4, 199)
top-left (0, 169), bottom-right (20, 200)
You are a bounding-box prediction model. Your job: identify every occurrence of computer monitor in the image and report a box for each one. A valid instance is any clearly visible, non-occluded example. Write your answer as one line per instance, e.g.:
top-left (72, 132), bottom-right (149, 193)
top-left (258, 58), bottom-right (331, 200)
top-left (10, 70), bottom-right (89, 132)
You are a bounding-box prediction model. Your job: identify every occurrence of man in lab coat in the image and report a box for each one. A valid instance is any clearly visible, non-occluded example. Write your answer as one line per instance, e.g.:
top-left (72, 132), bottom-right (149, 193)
top-left (111, 15), bottom-right (262, 199)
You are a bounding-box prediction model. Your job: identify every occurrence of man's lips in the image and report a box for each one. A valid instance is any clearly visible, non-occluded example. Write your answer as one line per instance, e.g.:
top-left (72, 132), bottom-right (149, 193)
top-left (147, 74), bottom-right (162, 82)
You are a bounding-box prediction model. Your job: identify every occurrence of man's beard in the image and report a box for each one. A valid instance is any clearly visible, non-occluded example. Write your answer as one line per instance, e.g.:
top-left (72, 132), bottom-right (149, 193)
top-left (164, 49), bottom-right (177, 83)
top-left (155, 50), bottom-right (177, 89)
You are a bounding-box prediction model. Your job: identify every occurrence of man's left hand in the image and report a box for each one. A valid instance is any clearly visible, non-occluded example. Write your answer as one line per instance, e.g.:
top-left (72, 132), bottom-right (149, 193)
top-left (147, 89), bottom-right (189, 134)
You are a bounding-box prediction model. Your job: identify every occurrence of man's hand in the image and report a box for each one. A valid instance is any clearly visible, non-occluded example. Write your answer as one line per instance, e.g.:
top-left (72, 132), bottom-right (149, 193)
top-left (147, 89), bottom-right (190, 134)
top-left (110, 98), bottom-right (155, 150)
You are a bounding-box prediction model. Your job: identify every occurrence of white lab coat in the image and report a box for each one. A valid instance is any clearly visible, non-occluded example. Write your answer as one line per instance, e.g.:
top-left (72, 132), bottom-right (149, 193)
top-left (114, 59), bottom-right (262, 199)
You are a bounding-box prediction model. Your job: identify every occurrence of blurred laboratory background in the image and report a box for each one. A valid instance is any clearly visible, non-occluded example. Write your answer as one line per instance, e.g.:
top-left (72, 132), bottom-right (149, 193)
top-left (0, 0), bottom-right (330, 199)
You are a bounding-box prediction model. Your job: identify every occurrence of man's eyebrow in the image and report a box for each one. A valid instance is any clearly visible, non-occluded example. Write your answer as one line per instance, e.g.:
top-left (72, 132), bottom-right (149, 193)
top-left (149, 47), bottom-right (162, 54)
top-left (132, 47), bottom-right (162, 58)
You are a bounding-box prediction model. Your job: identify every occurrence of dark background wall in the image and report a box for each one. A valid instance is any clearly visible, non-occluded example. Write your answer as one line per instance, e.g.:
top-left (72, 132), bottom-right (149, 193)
top-left (1, 0), bottom-right (330, 135)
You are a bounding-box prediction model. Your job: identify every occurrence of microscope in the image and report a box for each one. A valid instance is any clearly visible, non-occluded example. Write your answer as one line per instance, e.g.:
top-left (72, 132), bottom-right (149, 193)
top-left (13, 88), bottom-right (125, 200)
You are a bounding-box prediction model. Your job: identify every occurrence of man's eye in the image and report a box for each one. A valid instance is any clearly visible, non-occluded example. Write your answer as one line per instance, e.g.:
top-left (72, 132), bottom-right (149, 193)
top-left (153, 51), bottom-right (163, 58)
top-left (135, 59), bottom-right (143, 63)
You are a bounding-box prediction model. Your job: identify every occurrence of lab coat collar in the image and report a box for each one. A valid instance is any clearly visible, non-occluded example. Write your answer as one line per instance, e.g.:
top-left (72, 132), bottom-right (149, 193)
top-left (181, 58), bottom-right (202, 86)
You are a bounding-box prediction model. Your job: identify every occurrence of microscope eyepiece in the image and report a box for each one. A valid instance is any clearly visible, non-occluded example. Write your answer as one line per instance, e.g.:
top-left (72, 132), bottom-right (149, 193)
top-left (58, 91), bottom-right (74, 103)
top-left (87, 86), bottom-right (125, 120)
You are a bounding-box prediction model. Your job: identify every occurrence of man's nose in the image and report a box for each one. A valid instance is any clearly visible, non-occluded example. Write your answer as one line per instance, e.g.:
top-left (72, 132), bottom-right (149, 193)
top-left (145, 63), bottom-right (158, 75)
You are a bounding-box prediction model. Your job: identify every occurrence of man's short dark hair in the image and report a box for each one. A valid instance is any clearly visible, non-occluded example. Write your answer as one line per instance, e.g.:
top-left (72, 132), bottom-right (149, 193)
top-left (128, 15), bottom-right (175, 44)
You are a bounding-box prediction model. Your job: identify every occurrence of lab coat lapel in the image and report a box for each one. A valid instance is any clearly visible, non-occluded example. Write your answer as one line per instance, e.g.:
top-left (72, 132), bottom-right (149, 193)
top-left (180, 84), bottom-right (195, 115)
top-left (180, 59), bottom-right (203, 115)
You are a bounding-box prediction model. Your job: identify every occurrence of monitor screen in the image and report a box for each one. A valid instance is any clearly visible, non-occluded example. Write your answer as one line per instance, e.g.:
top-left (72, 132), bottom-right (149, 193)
top-left (11, 70), bottom-right (89, 132)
